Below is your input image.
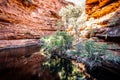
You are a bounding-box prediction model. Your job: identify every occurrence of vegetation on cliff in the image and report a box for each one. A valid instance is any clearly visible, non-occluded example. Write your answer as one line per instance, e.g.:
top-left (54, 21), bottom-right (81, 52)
top-left (40, 4), bottom-right (120, 80)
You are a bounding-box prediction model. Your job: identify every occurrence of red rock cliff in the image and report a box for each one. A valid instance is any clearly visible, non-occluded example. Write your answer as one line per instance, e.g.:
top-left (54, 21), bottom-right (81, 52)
top-left (0, 0), bottom-right (70, 40)
top-left (85, 0), bottom-right (120, 37)
top-left (86, 0), bottom-right (120, 18)
top-left (0, 0), bottom-right (71, 80)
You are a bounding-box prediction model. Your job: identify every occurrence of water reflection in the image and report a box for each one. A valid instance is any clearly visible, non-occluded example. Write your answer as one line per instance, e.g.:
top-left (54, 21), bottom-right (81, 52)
top-left (0, 45), bottom-right (43, 80)
top-left (0, 45), bottom-right (41, 58)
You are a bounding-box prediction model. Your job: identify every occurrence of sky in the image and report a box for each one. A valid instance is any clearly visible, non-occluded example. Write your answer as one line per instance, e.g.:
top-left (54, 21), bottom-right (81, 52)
top-left (66, 0), bottom-right (86, 6)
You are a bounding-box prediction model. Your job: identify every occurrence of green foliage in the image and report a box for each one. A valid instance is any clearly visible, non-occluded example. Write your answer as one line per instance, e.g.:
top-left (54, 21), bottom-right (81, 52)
top-left (43, 57), bottom-right (72, 80)
top-left (40, 31), bottom-right (84, 80)
top-left (71, 40), bottom-right (120, 67)
top-left (42, 56), bottom-right (85, 80)
top-left (40, 31), bottom-right (72, 57)
top-left (82, 40), bottom-right (107, 65)
top-left (85, 40), bottom-right (107, 54)
top-left (106, 52), bottom-right (120, 64)
top-left (84, 40), bottom-right (120, 63)
top-left (40, 31), bottom-right (120, 79)
top-left (65, 40), bottom-right (108, 67)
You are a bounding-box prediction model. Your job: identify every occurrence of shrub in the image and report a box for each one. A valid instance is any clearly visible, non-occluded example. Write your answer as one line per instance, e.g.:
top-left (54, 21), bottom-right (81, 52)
top-left (40, 31), bottom-right (72, 57)
top-left (40, 31), bottom-right (86, 80)
top-left (68, 39), bottom-right (120, 67)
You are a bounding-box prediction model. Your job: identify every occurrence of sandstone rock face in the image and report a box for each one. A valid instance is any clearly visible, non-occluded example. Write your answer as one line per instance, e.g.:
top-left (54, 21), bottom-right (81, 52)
top-left (85, 0), bottom-right (120, 79)
top-left (85, 0), bottom-right (120, 37)
top-left (84, 0), bottom-right (120, 54)
top-left (86, 0), bottom-right (120, 18)
top-left (0, 0), bottom-right (70, 80)
top-left (0, 0), bottom-right (69, 40)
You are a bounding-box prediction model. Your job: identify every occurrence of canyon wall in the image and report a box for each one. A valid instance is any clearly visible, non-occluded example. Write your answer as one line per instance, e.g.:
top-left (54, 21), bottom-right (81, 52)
top-left (0, 0), bottom-right (70, 80)
top-left (85, 0), bottom-right (120, 80)
top-left (0, 0), bottom-right (70, 40)
top-left (85, 0), bottom-right (120, 41)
